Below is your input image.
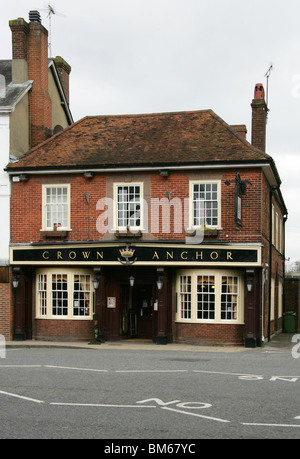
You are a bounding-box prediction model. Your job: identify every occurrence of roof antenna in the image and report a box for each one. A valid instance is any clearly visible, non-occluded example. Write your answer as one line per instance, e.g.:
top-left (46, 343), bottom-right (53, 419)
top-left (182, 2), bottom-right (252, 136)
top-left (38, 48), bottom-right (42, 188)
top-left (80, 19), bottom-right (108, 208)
top-left (264, 64), bottom-right (273, 109)
top-left (36, 3), bottom-right (66, 57)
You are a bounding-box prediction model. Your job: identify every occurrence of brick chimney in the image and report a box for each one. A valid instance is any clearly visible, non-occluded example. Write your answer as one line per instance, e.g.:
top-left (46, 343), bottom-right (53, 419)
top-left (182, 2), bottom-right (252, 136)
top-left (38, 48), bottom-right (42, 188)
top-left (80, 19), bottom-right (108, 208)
top-left (231, 125), bottom-right (247, 139)
top-left (9, 17), bottom-right (29, 83)
top-left (251, 83), bottom-right (267, 152)
top-left (10, 11), bottom-right (52, 147)
top-left (53, 56), bottom-right (71, 105)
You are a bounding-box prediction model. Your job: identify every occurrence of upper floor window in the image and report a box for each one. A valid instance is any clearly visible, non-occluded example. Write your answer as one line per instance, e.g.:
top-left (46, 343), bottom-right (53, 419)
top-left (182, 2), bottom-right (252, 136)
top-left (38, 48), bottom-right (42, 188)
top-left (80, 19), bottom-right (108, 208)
top-left (43, 185), bottom-right (70, 230)
top-left (191, 181), bottom-right (220, 228)
top-left (115, 184), bottom-right (142, 230)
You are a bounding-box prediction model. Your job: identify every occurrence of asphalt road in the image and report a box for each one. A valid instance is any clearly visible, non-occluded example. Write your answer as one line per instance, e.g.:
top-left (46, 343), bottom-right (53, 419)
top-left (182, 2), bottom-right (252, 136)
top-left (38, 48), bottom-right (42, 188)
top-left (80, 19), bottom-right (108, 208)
top-left (0, 338), bottom-right (300, 442)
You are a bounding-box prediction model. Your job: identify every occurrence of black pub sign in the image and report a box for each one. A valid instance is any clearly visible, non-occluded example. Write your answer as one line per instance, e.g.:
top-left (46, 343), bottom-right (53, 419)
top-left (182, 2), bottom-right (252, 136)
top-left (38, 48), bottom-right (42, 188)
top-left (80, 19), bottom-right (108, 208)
top-left (11, 245), bottom-right (259, 265)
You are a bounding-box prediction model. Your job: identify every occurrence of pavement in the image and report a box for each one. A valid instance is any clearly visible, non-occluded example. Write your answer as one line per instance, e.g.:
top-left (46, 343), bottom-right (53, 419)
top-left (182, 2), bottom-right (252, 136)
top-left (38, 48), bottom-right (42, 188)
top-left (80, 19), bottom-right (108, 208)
top-left (4, 332), bottom-right (297, 353)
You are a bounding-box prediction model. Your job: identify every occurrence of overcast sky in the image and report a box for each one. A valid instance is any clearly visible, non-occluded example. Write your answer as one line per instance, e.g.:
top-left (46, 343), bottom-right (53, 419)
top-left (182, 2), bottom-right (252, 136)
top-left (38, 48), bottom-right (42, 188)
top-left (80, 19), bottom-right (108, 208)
top-left (1, 0), bottom-right (300, 263)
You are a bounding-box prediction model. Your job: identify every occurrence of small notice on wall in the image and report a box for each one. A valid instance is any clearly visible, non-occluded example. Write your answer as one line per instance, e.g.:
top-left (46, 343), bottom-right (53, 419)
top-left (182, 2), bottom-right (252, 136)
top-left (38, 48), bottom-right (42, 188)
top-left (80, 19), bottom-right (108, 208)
top-left (107, 297), bottom-right (116, 309)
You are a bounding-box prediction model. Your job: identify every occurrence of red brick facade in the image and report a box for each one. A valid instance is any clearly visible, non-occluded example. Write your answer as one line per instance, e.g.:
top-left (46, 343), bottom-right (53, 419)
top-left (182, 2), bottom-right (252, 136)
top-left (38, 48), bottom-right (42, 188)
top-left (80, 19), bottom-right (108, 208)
top-left (8, 165), bottom-right (286, 345)
top-left (6, 92), bottom-right (287, 346)
top-left (0, 270), bottom-right (12, 341)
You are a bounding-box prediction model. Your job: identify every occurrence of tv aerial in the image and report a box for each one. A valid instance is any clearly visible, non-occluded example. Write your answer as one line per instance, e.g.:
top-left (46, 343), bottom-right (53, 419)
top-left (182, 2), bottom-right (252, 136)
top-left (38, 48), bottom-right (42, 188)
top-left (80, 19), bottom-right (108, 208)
top-left (36, 3), bottom-right (66, 57)
top-left (264, 64), bottom-right (273, 108)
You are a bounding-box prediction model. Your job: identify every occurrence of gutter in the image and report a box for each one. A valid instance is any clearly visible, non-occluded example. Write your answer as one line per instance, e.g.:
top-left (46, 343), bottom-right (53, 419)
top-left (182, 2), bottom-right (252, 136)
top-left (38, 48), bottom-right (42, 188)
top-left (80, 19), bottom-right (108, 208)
top-left (6, 159), bottom-right (275, 174)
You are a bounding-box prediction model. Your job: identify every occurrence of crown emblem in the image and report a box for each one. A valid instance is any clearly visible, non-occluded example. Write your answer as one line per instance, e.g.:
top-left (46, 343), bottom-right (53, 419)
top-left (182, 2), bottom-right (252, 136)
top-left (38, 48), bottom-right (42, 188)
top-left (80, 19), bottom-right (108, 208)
top-left (118, 247), bottom-right (137, 266)
top-left (119, 247), bottom-right (135, 257)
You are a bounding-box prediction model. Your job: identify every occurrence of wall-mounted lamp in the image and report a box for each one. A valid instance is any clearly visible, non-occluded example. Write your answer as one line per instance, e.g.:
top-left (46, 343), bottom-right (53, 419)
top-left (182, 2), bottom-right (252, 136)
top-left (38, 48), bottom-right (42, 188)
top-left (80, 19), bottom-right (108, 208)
top-left (159, 170), bottom-right (169, 177)
top-left (12, 175), bottom-right (29, 183)
top-left (129, 276), bottom-right (135, 287)
top-left (246, 278), bottom-right (253, 293)
top-left (157, 276), bottom-right (163, 291)
top-left (166, 191), bottom-right (172, 202)
top-left (92, 277), bottom-right (100, 290)
top-left (12, 275), bottom-right (19, 289)
top-left (84, 171), bottom-right (94, 179)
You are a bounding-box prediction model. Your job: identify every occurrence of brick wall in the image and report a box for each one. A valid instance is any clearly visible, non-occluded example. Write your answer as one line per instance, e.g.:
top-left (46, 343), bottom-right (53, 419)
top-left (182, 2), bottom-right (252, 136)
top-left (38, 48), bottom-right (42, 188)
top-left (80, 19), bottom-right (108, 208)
top-left (10, 169), bottom-right (267, 245)
top-left (175, 323), bottom-right (245, 345)
top-left (0, 270), bottom-right (12, 340)
top-left (34, 319), bottom-right (93, 341)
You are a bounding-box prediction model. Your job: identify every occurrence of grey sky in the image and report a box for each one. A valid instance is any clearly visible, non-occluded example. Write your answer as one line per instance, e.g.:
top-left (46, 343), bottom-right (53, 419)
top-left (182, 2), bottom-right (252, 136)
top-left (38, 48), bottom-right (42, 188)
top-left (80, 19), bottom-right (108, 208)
top-left (1, 0), bottom-right (300, 262)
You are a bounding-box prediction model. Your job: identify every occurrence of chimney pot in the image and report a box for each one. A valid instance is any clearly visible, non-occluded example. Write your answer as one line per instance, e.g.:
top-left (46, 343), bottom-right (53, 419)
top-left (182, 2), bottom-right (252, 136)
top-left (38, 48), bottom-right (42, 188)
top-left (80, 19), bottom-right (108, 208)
top-left (254, 84), bottom-right (265, 100)
top-left (29, 10), bottom-right (41, 23)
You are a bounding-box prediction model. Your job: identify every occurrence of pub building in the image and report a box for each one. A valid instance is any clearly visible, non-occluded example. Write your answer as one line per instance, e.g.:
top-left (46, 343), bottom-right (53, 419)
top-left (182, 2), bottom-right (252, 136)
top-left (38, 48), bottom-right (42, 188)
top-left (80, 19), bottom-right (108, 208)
top-left (6, 84), bottom-right (287, 346)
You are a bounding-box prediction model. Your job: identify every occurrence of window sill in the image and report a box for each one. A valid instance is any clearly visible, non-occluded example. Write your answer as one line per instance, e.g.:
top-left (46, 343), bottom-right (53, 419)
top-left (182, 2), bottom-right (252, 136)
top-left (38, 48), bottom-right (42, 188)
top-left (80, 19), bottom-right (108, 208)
top-left (40, 230), bottom-right (71, 238)
top-left (115, 229), bottom-right (142, 238)
top-left (187, 228), bottom-right (219, 238)
top-left (35, 316), bottom-right (92, 320)
top-left (175, 320), bottom-right (242, 325)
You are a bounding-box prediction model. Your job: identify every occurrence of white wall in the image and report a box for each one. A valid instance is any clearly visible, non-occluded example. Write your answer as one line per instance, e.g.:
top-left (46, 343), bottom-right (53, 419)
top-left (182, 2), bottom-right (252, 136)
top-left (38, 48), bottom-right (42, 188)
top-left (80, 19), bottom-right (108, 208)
top-left (0, 113), bottom-right (10, 265)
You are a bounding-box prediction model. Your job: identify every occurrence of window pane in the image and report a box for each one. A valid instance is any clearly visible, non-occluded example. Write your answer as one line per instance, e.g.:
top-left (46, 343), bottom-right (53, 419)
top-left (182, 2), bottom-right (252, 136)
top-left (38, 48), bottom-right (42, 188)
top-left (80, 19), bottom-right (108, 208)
top-left (179, 275), bottom-right (191, 319)
top-left (197, 275), bottom-right (215, 319)
top-left (221, 276), bottom-right (238, 320)
top-left (46, 186), bottom-right (68, 229)
top-left (73, 274), bottom-right (91, 316)
top-left (38, 274), bottom-right (47, 316)
top-left (117, 185), bottom-right (141, 228)
top-left (193, 183), bottom-right (218, 227)
top-left (52, 274), bottom-right (68, 316)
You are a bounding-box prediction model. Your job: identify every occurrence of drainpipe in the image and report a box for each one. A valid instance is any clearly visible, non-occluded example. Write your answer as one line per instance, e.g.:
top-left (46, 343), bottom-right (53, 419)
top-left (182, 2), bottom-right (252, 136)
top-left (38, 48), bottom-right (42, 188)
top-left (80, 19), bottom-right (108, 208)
top-left (268, 186), bottom-right (278, 341)
top-left (261, 264), bottom-right (267, 343)
top-left (282, 214), bottom-right (288, 317)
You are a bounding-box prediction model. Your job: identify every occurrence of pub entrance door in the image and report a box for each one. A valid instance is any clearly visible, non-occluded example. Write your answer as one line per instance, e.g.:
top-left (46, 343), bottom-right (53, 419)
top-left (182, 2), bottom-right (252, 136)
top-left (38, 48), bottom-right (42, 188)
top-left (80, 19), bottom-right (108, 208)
top-left (121, 284), bottom-right (154, 340)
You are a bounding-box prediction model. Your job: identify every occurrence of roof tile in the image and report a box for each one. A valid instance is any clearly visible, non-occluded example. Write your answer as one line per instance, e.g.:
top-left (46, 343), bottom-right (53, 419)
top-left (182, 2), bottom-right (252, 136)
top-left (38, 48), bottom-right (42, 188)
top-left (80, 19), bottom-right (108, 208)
top-left (7, 109), bottom-right (270, 170)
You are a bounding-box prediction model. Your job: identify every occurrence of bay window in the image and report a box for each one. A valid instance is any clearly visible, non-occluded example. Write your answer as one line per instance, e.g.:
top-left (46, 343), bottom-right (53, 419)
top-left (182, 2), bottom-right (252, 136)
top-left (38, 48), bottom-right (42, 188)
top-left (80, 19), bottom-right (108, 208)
top-left (36, 269), bottom-right (94, 319)
top-left (177, 270), bottom-right (243, 324)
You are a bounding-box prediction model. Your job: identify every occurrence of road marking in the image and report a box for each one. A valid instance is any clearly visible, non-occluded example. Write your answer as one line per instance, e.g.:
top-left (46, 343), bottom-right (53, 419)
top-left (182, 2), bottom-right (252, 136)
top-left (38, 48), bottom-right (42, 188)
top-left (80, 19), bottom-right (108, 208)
top-left (161, 406), bottom-right (230, 423)
top-left (0, 365), bottom-right (42, 368)
top-left (50, 402), bottom-right (156, 408)
top-left (193, 370), bottom-right (263, 379)
top-left (0, 390), bottom-right (44, 404)
top-left (137, 398), bottom-right (181, 406)
top-left (270, 376), bottom-right (299, 382)
top-left (137, 398), bottom-right (212, 409)
top-left (44, 365), bottom-right (108, 372)
top-left (243, 422), bottom-right (300, 428)
top-left (116, 370), bottom-right (188, 373)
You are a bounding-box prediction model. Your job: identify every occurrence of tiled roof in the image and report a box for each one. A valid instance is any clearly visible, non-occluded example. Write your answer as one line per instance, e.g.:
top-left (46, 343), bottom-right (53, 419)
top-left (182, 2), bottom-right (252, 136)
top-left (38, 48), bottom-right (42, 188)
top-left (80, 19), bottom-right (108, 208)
top-left (0, 60), bottom-right (32, 111)
top-left (7, 109), bottom-right (271, 171)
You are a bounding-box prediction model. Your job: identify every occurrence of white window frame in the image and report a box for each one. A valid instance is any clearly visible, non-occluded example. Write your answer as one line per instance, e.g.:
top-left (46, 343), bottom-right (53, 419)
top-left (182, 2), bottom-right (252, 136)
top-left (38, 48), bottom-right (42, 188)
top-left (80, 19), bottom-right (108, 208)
top-left (42, 184), bottom-right (71, 231)
top-left (189, 180), bottom-right (221, 229)
top-left (36, 268), bottom-right (94, 320)
top-left (176, 269), bottom-right (243, 324)
top-left (114, 183), bottom-right (144, 231)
